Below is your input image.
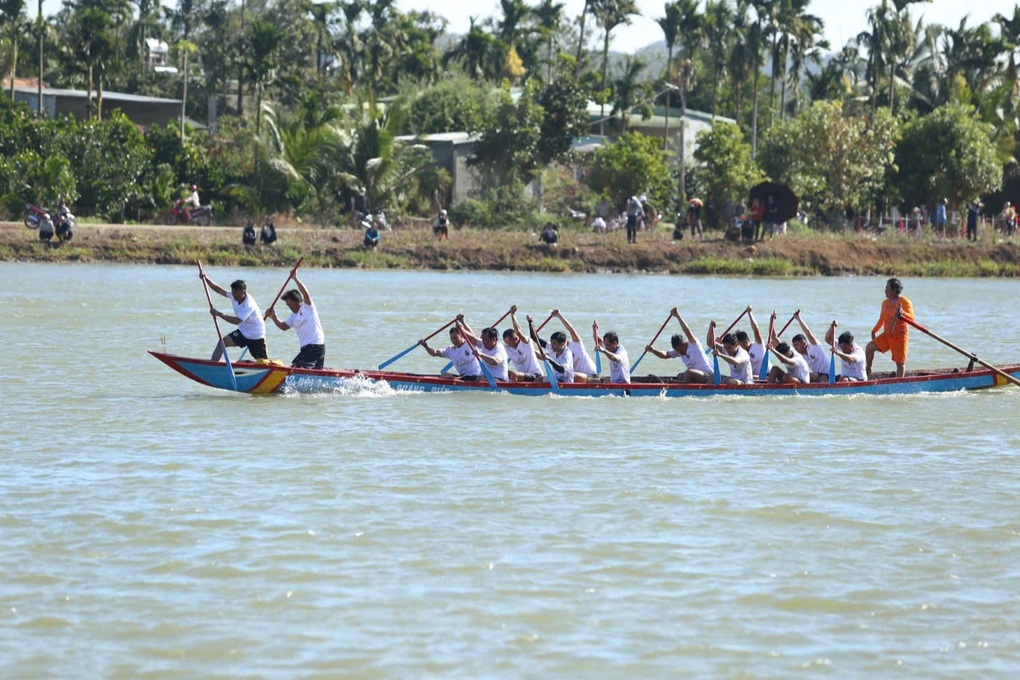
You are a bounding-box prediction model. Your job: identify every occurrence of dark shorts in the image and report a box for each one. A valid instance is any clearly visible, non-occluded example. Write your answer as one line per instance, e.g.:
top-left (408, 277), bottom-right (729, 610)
top-left (292, 344), bottom-right (325, 369)
top-left (228, 330), bottom-right (268, 360)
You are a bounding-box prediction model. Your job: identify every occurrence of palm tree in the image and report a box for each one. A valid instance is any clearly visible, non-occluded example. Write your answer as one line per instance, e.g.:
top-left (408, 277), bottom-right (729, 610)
top-left (703, 0), bottom-right (734, 120)
top-left (574, 0), bottom-right (595, 78)
top-left (610, 56), bottom-right (650, 133)
top-left (747, 0), bottom-right (777, 156)
top-left (304, 0), bottom-right (340, 78)
top-left (0, 0), bottom-right (26, 101)
top-left (445, 17), bottom-right (500, 81)
top-left (657, 1), bottom-right (682, 150)
top-left (593, 0), bottom-right (640, 136)
top-left (994, 7), bottom-right (1020, 134)
top-left (245, 17), bottom-right (284, 133)
top-left (532, 0), bottom-right (564, 81)
top-left (728, 2), bottom-right (754, 128)
top-left (780, 1), bottom-right (826, 119)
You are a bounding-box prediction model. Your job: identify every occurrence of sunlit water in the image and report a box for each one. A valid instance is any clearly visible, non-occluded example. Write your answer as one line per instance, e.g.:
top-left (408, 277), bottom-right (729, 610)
top-left (2, 262), bottom-right (1020, 677)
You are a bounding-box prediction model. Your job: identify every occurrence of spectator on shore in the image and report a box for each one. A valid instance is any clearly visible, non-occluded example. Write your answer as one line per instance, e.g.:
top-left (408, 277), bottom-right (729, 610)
top-left (591, 215), bottom-right (607, 234)
top-left (1001, 202), bottom-right (1016, 238)
top-left (933, 198), bottom-right (947, 237)
top-left (967, 201), bottom-right (981, 241)
top-left (540, 222), bottom-right (558, 247)
top-left (242, 221), bottom-right (256, 246)
top-left (363, 219), bottom-right (380, 249)
top-left (260, 218), bottom-right (277, 245)
top-left (433, 209), bottom-right (450, 240)
top-left (625, 195), bottom-right (643, 244)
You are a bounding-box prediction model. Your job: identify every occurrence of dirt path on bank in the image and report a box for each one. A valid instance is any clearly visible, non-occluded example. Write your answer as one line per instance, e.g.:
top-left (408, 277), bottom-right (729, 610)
top-left (3, 221), bottom-right (1020, 276)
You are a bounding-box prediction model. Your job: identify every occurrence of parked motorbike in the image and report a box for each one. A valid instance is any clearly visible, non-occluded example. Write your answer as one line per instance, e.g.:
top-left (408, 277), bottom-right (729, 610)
top-left (167, 200), bottom-right (213, 226)
top-left (24, 204), bottom-right (56, 242)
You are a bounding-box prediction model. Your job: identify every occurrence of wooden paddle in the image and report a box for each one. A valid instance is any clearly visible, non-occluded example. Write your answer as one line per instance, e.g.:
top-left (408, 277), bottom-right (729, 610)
top-left (198, 261), bottom-right (237, 390)
top-left (706, 308), bottom-right (750, 356)
top-left (630, 311), bottom-right (674, 372)
top-left (378, 316), bottom-right (458, 369)
top-left (263, 257), bottom-right (304, 320)
top-left (901, 316), bottom-right (1020, 388)
top-left (774, 310), bottom-right (800, 338)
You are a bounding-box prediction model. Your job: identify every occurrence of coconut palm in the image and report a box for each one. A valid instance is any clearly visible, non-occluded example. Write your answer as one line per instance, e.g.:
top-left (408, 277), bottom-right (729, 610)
top-left (702, 0), bottom-right (734, 120)
top-left (747, 0), bottom-right (777, 156)
top-left (593, 0), bottom-right (640, 136)
top-left (304, 0), bottom-right (340, 78)
top-left (610, 55), bottom-right (650, 133)
top-left (574, 0), bottom-right (595, 78)
top-left (244, 17), bottom-right (284, 133)
top-left (0, 0), bottom-right (26, 100)
top-left (782, 2), bottom-right (826, 118)
top-left (532, 0), bottom-right (564, 81)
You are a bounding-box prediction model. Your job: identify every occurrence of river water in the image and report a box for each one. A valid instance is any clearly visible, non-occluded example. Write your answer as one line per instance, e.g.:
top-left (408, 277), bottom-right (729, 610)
top-left (2, 262), bottom-right (1020, 677)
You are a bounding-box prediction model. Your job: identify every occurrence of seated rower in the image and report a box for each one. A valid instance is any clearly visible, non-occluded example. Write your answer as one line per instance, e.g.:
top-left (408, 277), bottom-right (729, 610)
top-left (502, 305), bottom-right (544, 382)
top-left (528, 317), bottom-right (574, 383)
top-left (766, 341), bottom-right (811, 384)
top-left (594, 331), bottom-right (631, 384)
top-left (643, 308), bottom-right (713, 384)
top-left (791, 311), bottom-right (831, 382)
top-left (419, 325), bottom-right (481, 381)
top-left (827, 326), bottom-right (868, 382)
top-left (548, 309), bottom-right (598, 381)
top-left (712, 333), bottom-right (754, 385)
top-left (457, 320), bottom-right (509, 382)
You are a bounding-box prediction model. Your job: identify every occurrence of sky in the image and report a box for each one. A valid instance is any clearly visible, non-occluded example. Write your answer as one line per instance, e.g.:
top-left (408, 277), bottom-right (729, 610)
top-left (390, 0), bottom-right (1020, 54)
top-left (28, 0), bottom-right (1020, 53)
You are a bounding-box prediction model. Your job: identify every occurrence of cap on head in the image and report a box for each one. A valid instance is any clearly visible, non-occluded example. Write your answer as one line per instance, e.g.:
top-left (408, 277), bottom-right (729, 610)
top-left (190, 184), bottom-right (197, 190)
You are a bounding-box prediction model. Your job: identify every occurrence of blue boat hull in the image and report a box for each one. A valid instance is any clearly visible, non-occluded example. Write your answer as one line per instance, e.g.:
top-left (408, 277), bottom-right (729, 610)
top-left (149, 351), bottom-right (1020, 398)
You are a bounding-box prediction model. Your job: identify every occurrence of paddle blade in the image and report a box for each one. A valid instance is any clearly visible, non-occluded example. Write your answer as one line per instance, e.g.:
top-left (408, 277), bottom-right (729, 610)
top-left (759, 351), bottom-right (770, 380)
top-left (595, 351), bottom-right (602, 376)
top-left (713, 354), bottom-right (721, 385)
top-left (378, 342), bottom-right (419, 370)
top-left (222, 340), bottom-right (238, 391)
top-left (829, 351), bottom-right (837, 384)
top-left (543, 360), bottom-right (560, 393)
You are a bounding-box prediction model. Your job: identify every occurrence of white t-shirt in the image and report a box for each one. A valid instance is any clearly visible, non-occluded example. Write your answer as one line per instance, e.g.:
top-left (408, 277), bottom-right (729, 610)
top-left (727, 346), bottom-right (754, 384)
top-left (840, 345), bottom-right (868, 381)
top-left (505, 339), bottom-right (542, 375)
top-left (549, 346), bottom-right (574, 382)
top-left (785, 352), bottom-right (811, 383)
top-left (475, 339), bottom-right (509, 381)
top-left (568, 339), bottom-right (598, 376)
top-left (747, 342), bottom-right (765, 375)
top-left (803, 343), bottom-right (829, 375)
top-left (232, 293), bottom-right (265, 340)
top-left (606, 345), bottom-right (631, 383)
top-left (440, 343), bottom-right (481, 377)
top-left (667, 339), bottom-right (712, 374)
top-left (285, 301), bottom-right (324, 347)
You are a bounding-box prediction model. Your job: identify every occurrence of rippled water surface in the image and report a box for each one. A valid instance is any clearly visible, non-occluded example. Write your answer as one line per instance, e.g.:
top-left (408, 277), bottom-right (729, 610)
top-left (2, 262), bottom-right (1020, 678)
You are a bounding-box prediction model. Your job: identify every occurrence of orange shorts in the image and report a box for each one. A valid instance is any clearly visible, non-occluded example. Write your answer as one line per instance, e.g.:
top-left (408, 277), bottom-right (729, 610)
top-left (872, 333), bottom-right (908, 363)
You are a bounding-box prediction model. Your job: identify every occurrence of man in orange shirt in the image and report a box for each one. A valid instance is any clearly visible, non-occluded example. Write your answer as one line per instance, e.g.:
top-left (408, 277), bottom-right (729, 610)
top-left (866, 277), bottom-right (914, 378)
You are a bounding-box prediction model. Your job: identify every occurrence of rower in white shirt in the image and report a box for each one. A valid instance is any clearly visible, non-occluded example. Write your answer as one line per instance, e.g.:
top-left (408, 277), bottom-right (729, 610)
top-left (827, 326), bottom-right (869, 382)
top-left (548, 309), bottom-right (598, 380)
top-left (528, 318), bottom-right (574, 383)
top-left (766, 340), bottom-right (811, 384)
top-left (419, 325), bottom-right (481, 380)
top-left (502, 305), bottom-right (543, 381)
top-left (457, 319), bottom-right (509, 382)
top-left (594, 330), bottom-right (631, 384)
top-left (643, 308), bottom-right (713, 383)
top-left (791, 311), bottom-right (832, 382)
top-left (712, 333), bottom-right (754, 385)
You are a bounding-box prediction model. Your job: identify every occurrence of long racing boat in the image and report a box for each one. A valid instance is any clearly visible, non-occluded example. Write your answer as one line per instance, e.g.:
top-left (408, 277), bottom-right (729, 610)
top-left (149, 351), bottom-right (1020, 398)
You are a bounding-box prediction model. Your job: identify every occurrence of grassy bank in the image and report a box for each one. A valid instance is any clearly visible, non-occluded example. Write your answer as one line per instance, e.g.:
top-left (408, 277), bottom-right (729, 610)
top-left (3, 222), bottom-right (1020, 276)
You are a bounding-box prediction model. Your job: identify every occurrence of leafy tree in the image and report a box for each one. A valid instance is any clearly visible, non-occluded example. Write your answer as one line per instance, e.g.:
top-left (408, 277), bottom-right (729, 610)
top-left (691, 121), bottom-right (764, 210)
top-left (405, 77), bottom-right (488, 135)
top-left (758, 100), bottom-right (897, 220)
top-left (586, 131), bottom-right (672, 207)
top-left (469, 83), bottom-right (545, 187)
top-left (0, 0), bottom-right (25, 100)
top-left (893, 103), bottom-right (1002, 209)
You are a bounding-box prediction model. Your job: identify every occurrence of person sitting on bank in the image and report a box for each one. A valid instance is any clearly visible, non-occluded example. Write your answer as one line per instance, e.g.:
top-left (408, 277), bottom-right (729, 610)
top-left (540, 222), bottom-right (559, 246)
top-left (591, 215), bottom-right (607, 234)
top-left (266, 274), bottom-right (326, 369)
top-left (419, 325), bottom-right (481, 380)
top-left (766, 340), bottom-right (810, 384)
top-left (363, 219), bottom-right (380, 249)
top-left (260, 218), bottom-right (277, 245)
top-left (433, 209), bottom-right (450, 240)
top-left (242, 221), bottom-right (257, 245)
